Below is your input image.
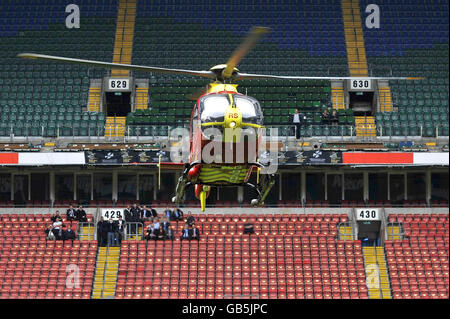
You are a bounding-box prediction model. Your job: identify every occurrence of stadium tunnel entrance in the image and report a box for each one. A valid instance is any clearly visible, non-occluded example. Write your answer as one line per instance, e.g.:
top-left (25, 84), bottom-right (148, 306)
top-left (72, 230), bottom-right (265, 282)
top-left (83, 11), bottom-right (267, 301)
top-left (105, 91), bottom-right (131, 117)
top-left (349, 91), bottom-right (375, 116)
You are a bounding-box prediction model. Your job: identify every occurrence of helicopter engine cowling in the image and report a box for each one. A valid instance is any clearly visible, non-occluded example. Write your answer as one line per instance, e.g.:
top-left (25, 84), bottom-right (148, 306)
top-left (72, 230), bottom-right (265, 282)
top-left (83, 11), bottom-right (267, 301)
top-left (187, 164), bottom-right (202, 181)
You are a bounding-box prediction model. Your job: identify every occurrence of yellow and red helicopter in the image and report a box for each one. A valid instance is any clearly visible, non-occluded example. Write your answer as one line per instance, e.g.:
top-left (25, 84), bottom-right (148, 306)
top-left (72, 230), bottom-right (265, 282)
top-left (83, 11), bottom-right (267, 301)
top-left (18, 27), bottom-right (422, 211)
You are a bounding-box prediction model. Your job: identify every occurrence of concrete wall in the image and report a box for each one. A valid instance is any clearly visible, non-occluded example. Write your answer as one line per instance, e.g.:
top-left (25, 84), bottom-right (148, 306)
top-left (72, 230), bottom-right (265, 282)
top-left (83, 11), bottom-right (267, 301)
top-left (0, 207), bottom-right (447, 216)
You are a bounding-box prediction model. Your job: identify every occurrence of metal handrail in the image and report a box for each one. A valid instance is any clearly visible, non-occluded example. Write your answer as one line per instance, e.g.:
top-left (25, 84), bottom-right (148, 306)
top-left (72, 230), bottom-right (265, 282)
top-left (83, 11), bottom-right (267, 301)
top-left (125, 222), bottom-right (144, 241)
top-left (78, 222), bottom-right (95, 241)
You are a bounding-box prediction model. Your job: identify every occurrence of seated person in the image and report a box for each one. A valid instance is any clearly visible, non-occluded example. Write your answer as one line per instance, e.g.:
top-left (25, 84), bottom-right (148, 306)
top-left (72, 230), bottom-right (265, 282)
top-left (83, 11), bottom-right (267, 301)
top-left (161, 217), bottom-right (171, 236)
top-left (66, 205), bottom-right (77, 221)
top-left (164, 206), bottom-right (173, 220)
top-left (330, 110), bottom-right (338, 126)
top-left (191, 224), bottom-right (200, 240)
top-left (165, 225), bottom-right (174, 240)
top-left (180, 225), bottom-right (190, 240)
top-left (321, 109), bottom-right (330, 125)
top-left (152, 218), bottom-right (162, 239)
top-left (63, 226), bottom-right (77, 240)
top-left (145, 223), bottom-right (156, 241)
top-left (51, 211), bottom-right (63, 223)
top-left (52, 220), bottom-right (64, 240)
top-left (185, 211), bottom-right (195, 227)
top-left (45, 225), bottom-right (55, 240)
top-left (172, 207), bottom-right (184, 221)
top-left (76, 206), bottom-right (88, 222)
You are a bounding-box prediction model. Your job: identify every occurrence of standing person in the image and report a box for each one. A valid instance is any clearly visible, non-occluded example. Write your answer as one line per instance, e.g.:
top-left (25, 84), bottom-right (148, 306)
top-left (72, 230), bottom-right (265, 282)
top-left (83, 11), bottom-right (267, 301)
top-left (106, 218), bottom-right (118, 247)
top-left (66, 205), bottom-right (77, 221)
top-left (124, 205), bottom-right (132, 222)
top-left (116, 216), bottom-right (126, 245)
top-left (129, 204), bottom-right (140, 233)
top-left (97, 217), bottom-right (106, 247)
top-left (76, 206), bottom-right (88, 222)
top-left (291, 109), bottom-right (304, 139)
top-left (185, 211), bottom-right (195, 227)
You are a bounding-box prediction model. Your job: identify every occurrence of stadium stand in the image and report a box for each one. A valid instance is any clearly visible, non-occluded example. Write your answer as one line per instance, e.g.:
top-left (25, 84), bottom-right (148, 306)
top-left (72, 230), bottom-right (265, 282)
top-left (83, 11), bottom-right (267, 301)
top-left (360, 0), bottom-right (449, 137)
top-left (0, 0), bottom-right (117, 137)
top-left (0, 213), bottom-right (95, 299)
top-left (109, 213), bottom-right (375, 299)
top-left (385, 213), bottom-right (449, 299)
top-left (130, 1), bottom-right (353, 135)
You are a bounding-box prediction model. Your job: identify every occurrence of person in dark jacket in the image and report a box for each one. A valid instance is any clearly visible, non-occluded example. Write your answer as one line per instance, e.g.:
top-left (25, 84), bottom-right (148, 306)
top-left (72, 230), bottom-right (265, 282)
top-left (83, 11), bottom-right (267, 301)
top-left (66, 205), bottom-right (77, 221)
top-left (116, 216), bottom-right (126, 245)
top-left (164, 206), bottom-right (173, 220)
top-left (97, 217), bottom-right (107, 247)
top-left (140, 205), bottom-right (153, 222)
top-left (321, 109), bottom-right (330, 125)
top-left (185, 211), bottom-right (195, 227)
top-left (161, 217), bottom-right (171, 236)
top-left (76, 206), bottom-right (87, 222)
top-left (124, 205), bottom-right (132, 222)
top-left (191, 224), bottom-right (200, 240)
top-left (166, 225), bottom-right (174, 240)
top-left (172, 207), bottom-right (184, 221)
top-left (330, 109), bottom-right (339, 126)
top-left (51, 211), bottom-right (63, 223)
top-left (63, 226), bottom-right (76, 241)
top-left (180, 225), bottom-right (190, 240)
top-left (106, 218), bottom-right (118, 247)
top-left (129, 204), bottom-right (140, 233)
top-left (150, 207), bottom-right (158, 219)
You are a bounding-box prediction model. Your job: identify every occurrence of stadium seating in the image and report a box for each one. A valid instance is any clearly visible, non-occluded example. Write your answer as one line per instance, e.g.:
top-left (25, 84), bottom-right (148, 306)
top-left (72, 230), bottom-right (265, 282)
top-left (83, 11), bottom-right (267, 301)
top-left (360, 0), bottom-right (449, 137)
top-left (385, 213), bottom-right (449, 299)
top-left (0, 1), bottom-right (117, 137)
top-left (0, 213), bottom-right (95, 299)
top-left (114, 213), bottom-right (373, 299)
top-left (130, 1), bottom-right (351, 135)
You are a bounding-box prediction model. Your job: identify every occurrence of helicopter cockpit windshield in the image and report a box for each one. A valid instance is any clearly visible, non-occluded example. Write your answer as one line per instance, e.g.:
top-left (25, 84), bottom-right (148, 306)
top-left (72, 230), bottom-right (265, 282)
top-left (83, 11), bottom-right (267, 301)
top-left (199, 94), bottom-right (263, 125)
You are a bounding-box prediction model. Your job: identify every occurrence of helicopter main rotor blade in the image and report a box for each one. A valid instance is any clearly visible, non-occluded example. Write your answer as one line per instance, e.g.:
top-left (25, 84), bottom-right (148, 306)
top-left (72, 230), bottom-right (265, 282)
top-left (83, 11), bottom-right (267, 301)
top-left (222, 27), bottom-right (271, 79)
top-left (17, 53), bottom-right (216, 79)
top-left (234, 72), bottom-right (425, 81)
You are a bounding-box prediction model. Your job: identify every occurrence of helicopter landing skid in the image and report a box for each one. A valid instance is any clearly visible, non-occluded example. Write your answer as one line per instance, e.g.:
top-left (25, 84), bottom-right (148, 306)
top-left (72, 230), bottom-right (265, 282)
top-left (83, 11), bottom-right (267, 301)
top-left (247, 173), bottom-right (276, 207)
top-left (172, 162), bottom-right (201, 205)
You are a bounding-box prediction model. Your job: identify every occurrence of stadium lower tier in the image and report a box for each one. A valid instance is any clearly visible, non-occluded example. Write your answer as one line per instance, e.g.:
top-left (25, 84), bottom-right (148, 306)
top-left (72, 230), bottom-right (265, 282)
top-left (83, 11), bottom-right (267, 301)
top-left (0, 212), bottom-right (448, 299)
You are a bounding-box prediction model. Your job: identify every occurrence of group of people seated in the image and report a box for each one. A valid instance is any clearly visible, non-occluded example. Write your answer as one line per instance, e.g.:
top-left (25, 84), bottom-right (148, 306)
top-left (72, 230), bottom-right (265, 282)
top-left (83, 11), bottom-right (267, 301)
top-left (321, 109), bottom-right (339, 125)
top-left (145, 206), bottom-right (200, 241)
top-left (65, 205), bottom-right (88, 222)
top-left (44, 210), bottom-right (78, 241)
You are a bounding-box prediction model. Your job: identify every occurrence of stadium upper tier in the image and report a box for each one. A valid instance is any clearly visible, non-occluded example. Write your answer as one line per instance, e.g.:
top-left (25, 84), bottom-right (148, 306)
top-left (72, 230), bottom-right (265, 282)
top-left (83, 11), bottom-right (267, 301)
top-left (0, 0), bottom-right (448, 138)
top-left (359, 0), bottom-right (449, 137)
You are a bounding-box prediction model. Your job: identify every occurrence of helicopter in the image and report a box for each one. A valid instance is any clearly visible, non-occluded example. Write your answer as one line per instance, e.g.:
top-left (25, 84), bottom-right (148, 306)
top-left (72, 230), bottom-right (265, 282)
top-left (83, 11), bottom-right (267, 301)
top-left (18, 27), bottom-right (423, 211)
